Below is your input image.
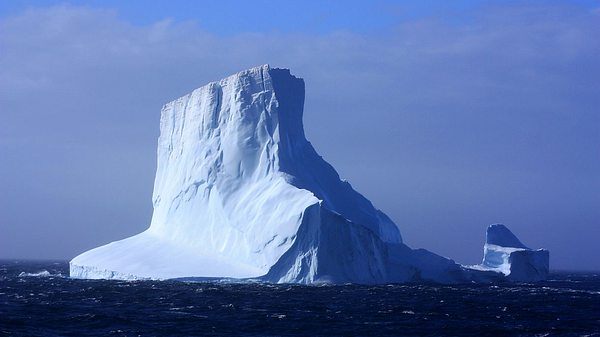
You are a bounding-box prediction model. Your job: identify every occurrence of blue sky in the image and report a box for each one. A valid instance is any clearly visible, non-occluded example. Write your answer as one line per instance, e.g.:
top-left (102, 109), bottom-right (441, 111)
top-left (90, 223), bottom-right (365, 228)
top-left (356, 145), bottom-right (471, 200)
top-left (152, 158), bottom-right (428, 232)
top-left (2, 0), bottom-right (599, 33)
top-left (1, 0), bottom-right (599, 270)
top-left (1, 1), bottom-right (471, 32)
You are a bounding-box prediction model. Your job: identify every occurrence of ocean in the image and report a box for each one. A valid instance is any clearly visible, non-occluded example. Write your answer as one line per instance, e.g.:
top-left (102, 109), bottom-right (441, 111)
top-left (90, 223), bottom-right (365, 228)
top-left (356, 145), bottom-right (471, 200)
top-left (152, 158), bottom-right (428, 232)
top-left (1, 260), bottom-right (599, 336)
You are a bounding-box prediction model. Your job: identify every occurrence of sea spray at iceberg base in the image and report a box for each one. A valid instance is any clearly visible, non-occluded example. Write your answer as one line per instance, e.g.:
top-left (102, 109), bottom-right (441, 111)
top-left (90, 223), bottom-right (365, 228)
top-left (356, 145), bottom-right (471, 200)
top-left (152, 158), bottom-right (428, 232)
top-left (70, 65), bottom-right (549, 284)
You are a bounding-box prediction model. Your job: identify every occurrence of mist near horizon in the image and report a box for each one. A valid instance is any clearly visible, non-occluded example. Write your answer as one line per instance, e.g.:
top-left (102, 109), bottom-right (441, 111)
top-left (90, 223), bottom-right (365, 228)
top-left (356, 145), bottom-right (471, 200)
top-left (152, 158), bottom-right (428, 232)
top-left (1, 1), bottom-right (599, 271)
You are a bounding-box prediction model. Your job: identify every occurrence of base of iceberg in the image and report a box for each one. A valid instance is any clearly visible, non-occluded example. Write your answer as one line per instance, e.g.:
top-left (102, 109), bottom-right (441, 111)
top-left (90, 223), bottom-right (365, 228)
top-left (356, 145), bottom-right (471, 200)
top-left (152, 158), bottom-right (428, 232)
top-left (70, 65), bottom-right (549, 284)
top-left (70, 221), bottom-right (547, 284)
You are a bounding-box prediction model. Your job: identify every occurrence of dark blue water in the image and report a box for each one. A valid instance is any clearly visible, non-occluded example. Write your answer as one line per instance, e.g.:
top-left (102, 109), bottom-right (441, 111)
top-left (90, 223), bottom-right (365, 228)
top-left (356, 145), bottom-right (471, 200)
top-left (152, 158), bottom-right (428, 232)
top-left (1, 260), bottom-right (599, 336)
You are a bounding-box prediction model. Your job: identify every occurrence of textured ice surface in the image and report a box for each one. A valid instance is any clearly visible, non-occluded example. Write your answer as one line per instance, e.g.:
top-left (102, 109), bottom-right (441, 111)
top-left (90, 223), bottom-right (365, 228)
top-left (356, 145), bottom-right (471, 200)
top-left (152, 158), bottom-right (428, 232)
top-left (70, 65), bottom-right (549, 283)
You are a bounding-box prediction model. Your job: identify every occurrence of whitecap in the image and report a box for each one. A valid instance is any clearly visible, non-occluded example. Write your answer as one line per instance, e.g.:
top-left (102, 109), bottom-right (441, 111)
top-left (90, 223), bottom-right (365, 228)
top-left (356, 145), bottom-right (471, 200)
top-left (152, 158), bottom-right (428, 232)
top-left (18, 270), bottom-right (55, 277)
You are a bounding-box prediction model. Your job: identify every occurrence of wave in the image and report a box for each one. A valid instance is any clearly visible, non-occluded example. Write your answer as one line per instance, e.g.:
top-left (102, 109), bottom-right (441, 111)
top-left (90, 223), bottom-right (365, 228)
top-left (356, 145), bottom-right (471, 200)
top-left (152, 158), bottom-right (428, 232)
top-left (18, 270), bottom-right (62, 277)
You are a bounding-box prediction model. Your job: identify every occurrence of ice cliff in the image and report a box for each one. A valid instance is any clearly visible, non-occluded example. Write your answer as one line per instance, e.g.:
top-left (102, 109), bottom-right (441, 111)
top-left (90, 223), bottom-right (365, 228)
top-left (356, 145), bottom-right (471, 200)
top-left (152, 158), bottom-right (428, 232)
top-left (70, 65), bottom-right (549, 283)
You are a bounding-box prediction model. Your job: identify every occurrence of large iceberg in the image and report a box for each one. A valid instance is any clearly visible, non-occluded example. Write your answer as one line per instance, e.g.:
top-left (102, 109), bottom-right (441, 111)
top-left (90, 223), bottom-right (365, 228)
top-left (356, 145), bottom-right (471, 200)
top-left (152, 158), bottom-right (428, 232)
top-left (70, 65), bottom-right (549, 283)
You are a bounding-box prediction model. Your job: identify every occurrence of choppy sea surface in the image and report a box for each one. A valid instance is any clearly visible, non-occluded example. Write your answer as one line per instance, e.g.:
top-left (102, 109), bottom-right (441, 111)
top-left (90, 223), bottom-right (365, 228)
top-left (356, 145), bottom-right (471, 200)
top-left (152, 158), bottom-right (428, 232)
top-left (1, 260), bottom-right (599, 336)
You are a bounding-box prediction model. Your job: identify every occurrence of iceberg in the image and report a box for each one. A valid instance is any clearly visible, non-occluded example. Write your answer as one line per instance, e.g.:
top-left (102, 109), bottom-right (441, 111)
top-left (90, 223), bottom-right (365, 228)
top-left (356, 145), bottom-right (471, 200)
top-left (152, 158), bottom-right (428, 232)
top-left (467, 224), bottom-right (549, 282)
top-left (70, 65), bottom-right (549, 284)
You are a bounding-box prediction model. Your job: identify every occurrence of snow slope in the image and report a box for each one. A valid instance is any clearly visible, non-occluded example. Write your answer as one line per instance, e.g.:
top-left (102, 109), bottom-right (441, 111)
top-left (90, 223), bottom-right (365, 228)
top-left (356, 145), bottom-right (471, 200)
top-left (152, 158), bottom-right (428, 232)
top-left (70, 65), bottom-right (549, 283)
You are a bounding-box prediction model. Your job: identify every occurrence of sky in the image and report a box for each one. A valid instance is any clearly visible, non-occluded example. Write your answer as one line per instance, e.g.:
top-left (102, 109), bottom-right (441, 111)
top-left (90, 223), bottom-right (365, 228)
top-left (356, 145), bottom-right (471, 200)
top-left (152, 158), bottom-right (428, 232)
top-left (1, 0), bottom-right (599, 270)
